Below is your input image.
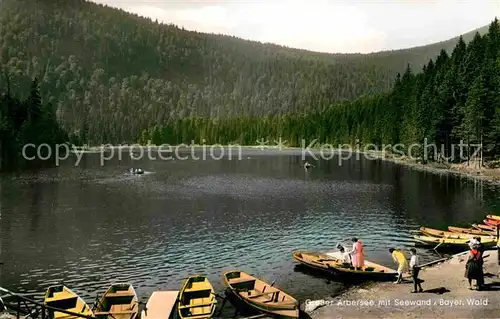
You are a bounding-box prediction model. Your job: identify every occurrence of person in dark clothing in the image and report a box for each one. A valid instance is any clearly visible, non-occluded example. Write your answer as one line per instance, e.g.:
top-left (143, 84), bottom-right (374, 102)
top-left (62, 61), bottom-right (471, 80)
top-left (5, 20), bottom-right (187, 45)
top-left (409, 248), bottom-right (423, 293)
top-left (465, 245), bottom-right (484, 290)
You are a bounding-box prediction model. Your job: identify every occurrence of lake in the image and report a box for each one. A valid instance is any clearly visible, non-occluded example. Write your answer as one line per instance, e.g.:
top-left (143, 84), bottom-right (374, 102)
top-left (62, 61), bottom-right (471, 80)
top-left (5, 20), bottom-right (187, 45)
top-left (0, 147), bottom-right (498, 314)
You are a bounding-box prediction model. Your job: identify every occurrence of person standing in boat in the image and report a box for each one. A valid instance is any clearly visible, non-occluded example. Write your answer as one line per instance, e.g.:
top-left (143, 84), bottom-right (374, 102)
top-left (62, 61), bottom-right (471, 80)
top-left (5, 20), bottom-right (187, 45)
top-left (389, 248), bottom-right (409, 283)
top-left (346, 237), bottom-right (364, 270)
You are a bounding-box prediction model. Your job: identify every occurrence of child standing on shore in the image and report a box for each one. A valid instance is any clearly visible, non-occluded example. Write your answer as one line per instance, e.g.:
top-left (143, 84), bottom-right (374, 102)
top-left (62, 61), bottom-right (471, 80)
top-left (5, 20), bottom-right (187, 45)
top-left (409, 248), bottom-right (423, 292)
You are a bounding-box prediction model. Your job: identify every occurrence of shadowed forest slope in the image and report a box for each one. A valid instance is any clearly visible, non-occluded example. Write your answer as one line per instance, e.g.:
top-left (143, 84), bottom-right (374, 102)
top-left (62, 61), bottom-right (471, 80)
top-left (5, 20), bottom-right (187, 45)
top-left (0, 0), bottom-right (492, 144)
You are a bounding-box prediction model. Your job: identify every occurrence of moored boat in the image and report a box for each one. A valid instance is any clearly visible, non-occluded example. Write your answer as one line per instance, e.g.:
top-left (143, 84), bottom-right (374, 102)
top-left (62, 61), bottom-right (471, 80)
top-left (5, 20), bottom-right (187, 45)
top-left (223, 271), bottom-right (299, 319)
top-left (419, 227), bottom-right (494, 240)
top-left (291, 251), bottom-right (340, 273)
top-left (178, 276), bottom-right (216, 319)
top-left (44, 285), bottom-right (93, 319)
top-left (483, 219), bottom-right (500, 227)
top-left (472, 223), bottom-right (497, 232)
top-left (414, 235), bottom-right (497, 248)
top-left (487, 214), bottom-right (500, 221)
top-left (93, 283), bottom-right (139, 319)
top-left (448, 226), bottom-right (494, 236)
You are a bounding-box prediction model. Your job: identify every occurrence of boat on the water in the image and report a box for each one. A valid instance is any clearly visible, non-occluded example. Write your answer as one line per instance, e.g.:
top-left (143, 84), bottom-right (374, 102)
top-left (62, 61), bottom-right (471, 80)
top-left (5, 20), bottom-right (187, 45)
top-left (93, 283), bottom-right (139, 319)
top-left (483, 219), bottom-right (500, 227)
top-left (178, 276), bottom-right (216, 319)
top-left (487, 214), bottom-right (500, 221)
top-left (448, 226), bottom-right (494, 236)
top-left (291, 251), bottom-right (340, 273)
top-left (414, 235), bottom-right (497, 248)
top-left (419, 227), bottom-right (494, 240)
top-left (223, 271), bottom-right (299, 319)
top-left (129, 168), bottom-right (144, 175)
top-left (44, 285), bottom-right (93, 319)
top-left (472, 223), bottom-right (497, 232)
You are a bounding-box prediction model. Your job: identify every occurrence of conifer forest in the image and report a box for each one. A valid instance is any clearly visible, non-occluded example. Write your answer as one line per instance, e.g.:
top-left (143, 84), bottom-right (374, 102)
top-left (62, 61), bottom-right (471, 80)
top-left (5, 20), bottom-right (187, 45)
top-left (1, 0), bottom-right (500, 167)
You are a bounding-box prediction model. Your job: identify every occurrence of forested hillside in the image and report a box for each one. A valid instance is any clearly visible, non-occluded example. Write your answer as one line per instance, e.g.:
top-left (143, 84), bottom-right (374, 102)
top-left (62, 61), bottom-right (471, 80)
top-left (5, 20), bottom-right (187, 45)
top-left (145, 20), bottom-right (500, 162)
top-left (0, 0), bottom-right (489, 144)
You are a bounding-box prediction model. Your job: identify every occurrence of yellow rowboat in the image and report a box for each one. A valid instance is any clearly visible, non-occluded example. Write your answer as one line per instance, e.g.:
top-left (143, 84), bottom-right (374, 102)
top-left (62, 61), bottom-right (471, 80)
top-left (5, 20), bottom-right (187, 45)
top-left (292, 251), bottom-right (397, 281)
top-left (223, 271), bottom-right (299, 319)
top-left (419, 227), bottom-right (495, 240)
top-left (448, 226), bottom-right (495, 236)
top-left (487, 214), bottom-right (500, 221)
top-left (414, 235), bottom-right (497, 248)
top-left (44, 285), bottom-right (93, 319)
top-left (93, 283), bottom-right (139, 319)
top-left (178, 276), bottom-right (216, 319)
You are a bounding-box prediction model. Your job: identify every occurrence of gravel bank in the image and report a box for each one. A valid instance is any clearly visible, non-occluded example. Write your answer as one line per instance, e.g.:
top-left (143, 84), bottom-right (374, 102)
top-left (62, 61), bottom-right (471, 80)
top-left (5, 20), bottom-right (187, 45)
top-left (308, 249), bottom-right (500, 318)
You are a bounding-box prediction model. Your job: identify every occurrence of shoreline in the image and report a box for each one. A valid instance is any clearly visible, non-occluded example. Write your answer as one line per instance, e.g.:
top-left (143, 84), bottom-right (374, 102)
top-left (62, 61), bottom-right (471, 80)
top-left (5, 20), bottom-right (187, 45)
top-left (308, 249), bottom-right (500, 318)
top-left (68, 144), bottom-right (500, 184)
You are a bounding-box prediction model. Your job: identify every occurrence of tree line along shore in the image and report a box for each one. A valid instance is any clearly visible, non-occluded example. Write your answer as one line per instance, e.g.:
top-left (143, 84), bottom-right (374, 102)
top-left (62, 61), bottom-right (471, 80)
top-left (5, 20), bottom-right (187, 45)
top-left (1, 0), bottom-right (500, 173)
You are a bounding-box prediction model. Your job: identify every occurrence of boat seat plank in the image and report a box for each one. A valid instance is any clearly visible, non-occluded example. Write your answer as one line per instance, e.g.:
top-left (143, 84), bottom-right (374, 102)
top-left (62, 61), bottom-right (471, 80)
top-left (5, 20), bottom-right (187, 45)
top-left (95, 311), bottom-right (135, 315)
top-left (178, 303), bottom-right (214, 309)
top-left (228, 278), bottom-right (255, 285)
top-left (105, 292), bottom-right (135, 298)
top-left (247, 291), bottom-right (277, 299)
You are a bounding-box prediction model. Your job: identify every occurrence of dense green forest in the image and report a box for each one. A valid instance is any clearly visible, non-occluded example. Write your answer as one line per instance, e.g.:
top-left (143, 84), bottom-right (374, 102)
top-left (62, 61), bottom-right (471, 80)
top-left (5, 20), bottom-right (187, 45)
top-left (143, 20), bottom-right (500, 163)
top-left (0, 0), bottom-right (488, 145)
top-left (0, 77), bottom-right (67, 169)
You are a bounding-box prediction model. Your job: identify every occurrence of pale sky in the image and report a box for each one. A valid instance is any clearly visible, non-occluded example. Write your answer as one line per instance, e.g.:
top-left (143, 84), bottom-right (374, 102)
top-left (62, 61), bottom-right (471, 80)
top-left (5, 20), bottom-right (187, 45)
top-left (92, 0), bottom-right (500, 53)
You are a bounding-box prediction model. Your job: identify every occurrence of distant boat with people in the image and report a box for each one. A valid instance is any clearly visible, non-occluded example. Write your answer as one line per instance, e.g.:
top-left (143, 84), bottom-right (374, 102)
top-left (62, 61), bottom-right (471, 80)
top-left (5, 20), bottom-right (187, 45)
top-left (129, 168), bottom-right (144, 175)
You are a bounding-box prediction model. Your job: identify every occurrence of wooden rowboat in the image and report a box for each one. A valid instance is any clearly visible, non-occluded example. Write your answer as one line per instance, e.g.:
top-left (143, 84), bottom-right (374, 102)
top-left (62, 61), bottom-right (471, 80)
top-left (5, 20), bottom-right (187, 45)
top-left (292, 251), bottom-right (397, 281)
top-left (487, 214), bottom-right (500, 221)
top-left (414, 235), bottom-right (497, 248)
top-left (223, 271), bottom-right (299, 319)
top-left (44, 285), bottom-right (93, 319)
top-left (419, 227), bottom-right (494, 240)
top-left (178, 276), bottom-right (216, 319)
top-left (93, 283), bottom-right (139, 319)
top-left (141, 291), bottom-right (178, 319)
top-left (448, 226), bottom-right (494, 236)
top-left (483, 219), bottom-right (500, 227)
top-left (472, 223), bottom-right (497, 232)
top-left (291, 251), bottom-right (341, 273)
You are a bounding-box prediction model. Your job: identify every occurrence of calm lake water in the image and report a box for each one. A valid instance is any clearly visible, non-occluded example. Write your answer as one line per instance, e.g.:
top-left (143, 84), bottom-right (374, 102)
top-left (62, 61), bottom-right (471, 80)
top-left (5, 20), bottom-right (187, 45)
top-left (0, 148), bottom-right (499, 314)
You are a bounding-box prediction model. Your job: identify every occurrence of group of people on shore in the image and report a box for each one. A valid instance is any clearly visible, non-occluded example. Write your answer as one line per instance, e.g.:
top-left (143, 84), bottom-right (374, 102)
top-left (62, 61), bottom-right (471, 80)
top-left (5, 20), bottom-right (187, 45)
top-left (336, 236), bottom-right (486, 292)
top-left (337, 237), bottom-right (423, 293)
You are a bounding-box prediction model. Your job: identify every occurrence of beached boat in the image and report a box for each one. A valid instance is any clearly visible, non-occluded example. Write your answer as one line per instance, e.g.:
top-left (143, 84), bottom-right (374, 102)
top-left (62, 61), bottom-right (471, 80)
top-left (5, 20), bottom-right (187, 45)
top-left (487, 214), bottom-right (500, 221)
top-left (413, 235), bottom-right (497, 248)
top-left (44, 285), bottom-right (93, 319)
top-left (178, 276), bottom-right (216, 319)
top-left (291, 251), bottom-right (341, 273)
top-left (223, 271), bottom-right (299, 319)
top-left (93, 283), bottom-right (139, 319)
top-left (419, 227), bottom-right (494, 240)
top-left (448, 226), bottom-right (494, 236)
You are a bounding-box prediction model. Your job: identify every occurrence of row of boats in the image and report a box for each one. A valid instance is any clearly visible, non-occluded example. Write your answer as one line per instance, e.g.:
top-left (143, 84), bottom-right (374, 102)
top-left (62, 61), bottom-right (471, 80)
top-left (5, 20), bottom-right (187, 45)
top-left (37, 270), bottom-right (301, 319)
top-left (413, 214), bottom-right (500, 248)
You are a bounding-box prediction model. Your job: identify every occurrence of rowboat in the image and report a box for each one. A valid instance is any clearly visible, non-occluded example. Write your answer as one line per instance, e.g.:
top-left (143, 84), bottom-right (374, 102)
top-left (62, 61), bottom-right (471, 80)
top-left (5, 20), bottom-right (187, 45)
top-left (44, 285), bottom-right (93, 319)
top-left (141, 291), bottom-right (178, 319)
top-left (292, 251), bottom-right (396, 281)
top-left (93, 283), bottom-right (139, 319)
top-left (487, 214), bottom-right (500, 221)
top-left (413, 235), bottom-right (497, 248)
top-left (448, 226), bottom-right (494, 236)
top-left (291, 251), bottom-right (341, 273)
top-left (223, 271), bottom-right (299, 319)
top-left (419, 227), bottom-right (494, 240)
top-left (483, 219), bottom-right (500, 227)
top-left (178, 276), bottom-right (216, 319)
top-left (472, 223), bottom-right (497, 232)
